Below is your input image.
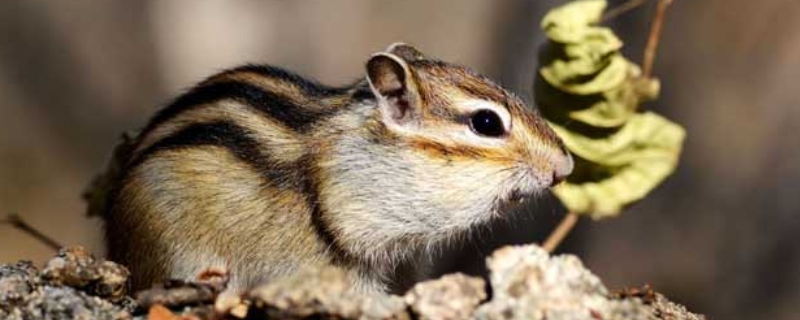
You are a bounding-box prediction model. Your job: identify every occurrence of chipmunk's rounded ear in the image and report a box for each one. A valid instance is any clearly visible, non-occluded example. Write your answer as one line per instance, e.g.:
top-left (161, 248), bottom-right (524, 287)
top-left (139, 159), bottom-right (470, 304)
top-left (385, 42), bottom-right (425, 62)
top-left (366, 53), bottom-right (423, 124)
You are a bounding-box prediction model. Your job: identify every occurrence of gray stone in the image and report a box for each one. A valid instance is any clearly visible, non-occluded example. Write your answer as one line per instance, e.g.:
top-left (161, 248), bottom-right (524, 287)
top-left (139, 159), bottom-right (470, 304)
top-left (404, 273), bottom-right (486, 320)
top-left (247, 267), bottom-right (410, 320)
top-left (0, 245), bottom-right (705, 320)
top-left (474, 245), bottom-right (654, 320)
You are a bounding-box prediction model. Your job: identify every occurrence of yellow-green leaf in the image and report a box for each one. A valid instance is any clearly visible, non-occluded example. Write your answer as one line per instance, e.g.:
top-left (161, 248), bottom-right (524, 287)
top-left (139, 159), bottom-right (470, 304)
top-left (541, 53), bottom-right (630, 95)
top-left (542, 0), bottom-right (607, 44)
top-left (537, 0), bottom-right (685, 218)
top-left (549, 113), bottom-right (686, 218)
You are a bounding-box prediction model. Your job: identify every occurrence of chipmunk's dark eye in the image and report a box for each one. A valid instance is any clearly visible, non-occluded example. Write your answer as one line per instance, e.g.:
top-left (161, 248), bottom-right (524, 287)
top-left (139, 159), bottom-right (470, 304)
top-left (470, 109), bottom-right (505, 137)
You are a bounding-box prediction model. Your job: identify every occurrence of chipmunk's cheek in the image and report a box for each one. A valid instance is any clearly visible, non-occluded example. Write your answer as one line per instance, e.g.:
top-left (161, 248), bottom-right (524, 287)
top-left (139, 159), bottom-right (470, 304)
top-left (513, 167), bottom-right (554, 198)
top-left (519, 144), bottom-right (573, 189)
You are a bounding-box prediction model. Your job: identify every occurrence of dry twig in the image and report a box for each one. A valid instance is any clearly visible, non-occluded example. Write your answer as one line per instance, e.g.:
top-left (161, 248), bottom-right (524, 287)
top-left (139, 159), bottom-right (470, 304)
top-left (543, 212), bottom-right (580, 253)
top-left (1, 213), bottom-right (63, 251)
top-left (602, 0), bottom-right (653, 22)
top-left (642, 0), bottom-right (674, 77)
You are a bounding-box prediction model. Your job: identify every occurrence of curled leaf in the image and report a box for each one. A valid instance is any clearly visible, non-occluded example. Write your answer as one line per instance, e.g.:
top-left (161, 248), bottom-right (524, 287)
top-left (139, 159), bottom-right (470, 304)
top-left (536, 0), bottom-right (685, 218)
top-left (550, 113), bottom-right (685, 218)
top-left (542, 0), bottom-right (608, 44)
top-left (538, 0), bottom-right (659, 129)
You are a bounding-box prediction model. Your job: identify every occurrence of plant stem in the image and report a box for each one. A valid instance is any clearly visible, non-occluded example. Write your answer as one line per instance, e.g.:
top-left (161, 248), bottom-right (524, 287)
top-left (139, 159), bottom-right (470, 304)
top-left (602, 0), bottom-right (653, 22)
top-left (1, 213), bottom-right (63, 251)
top-left (543, 212), bottom-right (579, 253)
top-left (642, 0), bottom-right (674, 77)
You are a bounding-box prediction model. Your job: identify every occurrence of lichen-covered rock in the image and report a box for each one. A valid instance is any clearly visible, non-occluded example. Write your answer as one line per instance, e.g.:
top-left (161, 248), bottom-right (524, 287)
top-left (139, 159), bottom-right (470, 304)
top-left (647, 293), bottom-right (705, 320)
top-left (0, 261), bottom-right (39, 305)
top-left (14, 285), bottom-right (131, 320)
top-left (41, 246), bottom-right (130, 302)
top-left (474, 245), bottom-right (654, 320)
top-left (247, 267), bottom-right (409, 320)
top-left (247, 267), bottom-right (358, 319)
top-left (404, 273), bottom-right (486, 320)
top-left (0, 284), bottom-right (131, 320)
top-left (0, 245), bottom-right (704, 320)
top-left (359, 294), bottom-right (409, 320)
top-left (0, 249), bottom-right (133, 320)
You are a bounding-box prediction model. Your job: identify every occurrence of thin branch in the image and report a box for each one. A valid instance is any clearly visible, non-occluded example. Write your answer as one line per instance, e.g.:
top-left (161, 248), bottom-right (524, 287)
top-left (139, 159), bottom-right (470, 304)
top-left (542, 212), bottom-right (580, 253)
top-left (0, 213), bottom-right (63, 251)
top-left (602, 0), bottom-right (653, 22)
top-left (642, 0), bottom-right (675, 77)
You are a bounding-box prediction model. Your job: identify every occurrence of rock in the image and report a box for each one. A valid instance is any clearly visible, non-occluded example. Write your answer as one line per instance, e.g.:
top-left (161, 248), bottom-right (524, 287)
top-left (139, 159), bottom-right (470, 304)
top-left (3, 285), bottom-right (131, 320)
top-left (246, 267), bottom-right (409, 320)
top-left (0, 249), bottom-right (133, 320)
top-left (359, 294), bottom-right (409, 320)
top-left (474, 245), bottom-right (654, 320)
top-left (247, 267), bottom-right (357, 318)
top-left (0, 261), bottom-right (39, 305)
top-left (0, 245), bottom-right (704, 320)
top-left (41, 246), bottom-right (131, 302)
top-left (647, 293), bottom-right (705, 320)
top-left (404, 273), bottom-right (486, 320)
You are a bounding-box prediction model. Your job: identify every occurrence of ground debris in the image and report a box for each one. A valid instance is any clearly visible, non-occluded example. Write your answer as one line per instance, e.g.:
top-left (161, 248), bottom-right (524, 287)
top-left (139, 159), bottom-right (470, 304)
top-left (146, 304), bottom-right (179, 320)
top-left (0, 247), bottom-right (133, 320)
top-left (0, 245), bottom-right (704, 320)
top-left (135, 280), bottom-right (222, 312)
top-left (42, 246), bottom-right (130, 302)
top-left (614, 285), bottom-right (657, 305)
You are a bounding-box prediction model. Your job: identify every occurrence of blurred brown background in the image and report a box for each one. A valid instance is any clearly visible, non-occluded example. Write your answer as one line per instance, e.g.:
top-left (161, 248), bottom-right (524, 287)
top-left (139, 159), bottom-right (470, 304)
top-left (1, 0), bottom-right (798, 319)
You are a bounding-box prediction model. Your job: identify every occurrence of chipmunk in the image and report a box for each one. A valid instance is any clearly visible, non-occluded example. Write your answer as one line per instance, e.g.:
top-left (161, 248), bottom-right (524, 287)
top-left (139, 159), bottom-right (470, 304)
top-left (95, 43), bottom-right (573, 294)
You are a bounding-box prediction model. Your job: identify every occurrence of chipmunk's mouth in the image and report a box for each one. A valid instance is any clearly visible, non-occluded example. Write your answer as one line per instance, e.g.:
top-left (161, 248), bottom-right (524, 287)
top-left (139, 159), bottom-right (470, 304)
top-left (507, 189), bottom-right (530, 203)
top-left (502, 186), bottom-right (539, 207)
top-left (492, 188), bottom-right (535, 216)
top-left (493, 168), bottom-right (551, 213)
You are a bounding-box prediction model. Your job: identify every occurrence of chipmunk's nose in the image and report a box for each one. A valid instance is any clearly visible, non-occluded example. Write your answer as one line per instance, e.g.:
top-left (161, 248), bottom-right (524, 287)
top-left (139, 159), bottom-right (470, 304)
top-left (549, 147), bottom-right (573, 187)
top-left (551, 172), bottom-right (565, 186)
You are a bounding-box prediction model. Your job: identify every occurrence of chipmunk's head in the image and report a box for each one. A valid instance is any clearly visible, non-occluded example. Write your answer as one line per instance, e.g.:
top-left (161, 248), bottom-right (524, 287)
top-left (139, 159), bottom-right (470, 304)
top-left (320, 43), bottom-right (572, 264)
top-left (365, 43), bottom-right (573, 200)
